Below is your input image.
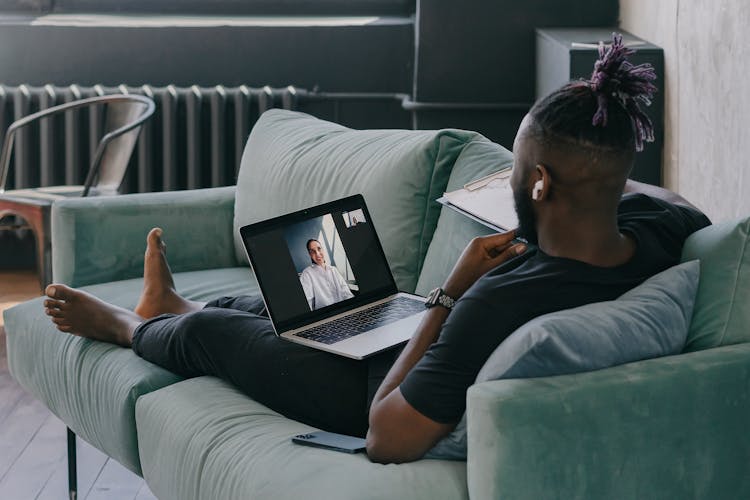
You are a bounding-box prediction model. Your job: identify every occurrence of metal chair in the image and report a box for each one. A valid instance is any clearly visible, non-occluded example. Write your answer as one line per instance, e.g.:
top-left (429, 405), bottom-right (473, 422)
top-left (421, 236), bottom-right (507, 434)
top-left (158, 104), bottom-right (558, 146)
top-left (0, 94), bottom-right (155, 288)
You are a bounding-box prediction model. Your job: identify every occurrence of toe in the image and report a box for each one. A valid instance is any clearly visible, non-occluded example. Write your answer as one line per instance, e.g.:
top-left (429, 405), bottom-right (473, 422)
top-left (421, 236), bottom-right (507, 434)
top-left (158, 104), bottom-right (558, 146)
top-left (46, 308), bottom-right (65, 318)
top-left (45, 283), bottom-right (75, 301)
top-left (44, 298), bottom-right (65, 309)
top-left (147, 227), bottom-right (164, 249)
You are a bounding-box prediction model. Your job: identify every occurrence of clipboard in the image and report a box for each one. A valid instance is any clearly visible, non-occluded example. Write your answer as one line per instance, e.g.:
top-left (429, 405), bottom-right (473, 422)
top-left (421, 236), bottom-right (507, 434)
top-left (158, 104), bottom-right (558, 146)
top-left (437, 168), bottom-right (518, 232)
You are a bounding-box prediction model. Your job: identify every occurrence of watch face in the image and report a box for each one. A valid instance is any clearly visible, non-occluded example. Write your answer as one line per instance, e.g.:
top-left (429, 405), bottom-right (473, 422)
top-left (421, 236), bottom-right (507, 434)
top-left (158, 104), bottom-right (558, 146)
top-left (425, 288), bottom-right (440, 307)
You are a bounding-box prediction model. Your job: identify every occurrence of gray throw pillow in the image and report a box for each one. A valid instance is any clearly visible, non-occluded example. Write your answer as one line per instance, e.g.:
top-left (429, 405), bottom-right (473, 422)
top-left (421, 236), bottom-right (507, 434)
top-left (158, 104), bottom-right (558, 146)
top-left (424, 260), bottom-right (701, 461)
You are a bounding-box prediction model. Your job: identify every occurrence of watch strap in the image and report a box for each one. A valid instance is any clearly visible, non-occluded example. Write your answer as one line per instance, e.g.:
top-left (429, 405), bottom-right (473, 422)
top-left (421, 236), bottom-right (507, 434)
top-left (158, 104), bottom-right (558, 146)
top-left (425, 287), bottom-right (456, 310)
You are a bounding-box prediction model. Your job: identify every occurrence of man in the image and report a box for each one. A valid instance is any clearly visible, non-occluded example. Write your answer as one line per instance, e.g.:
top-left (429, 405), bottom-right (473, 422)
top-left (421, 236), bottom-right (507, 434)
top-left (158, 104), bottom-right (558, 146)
top-left (299, 238), bottom-right (354, 310)
top-left (42, 37), bottom-right (710, 463)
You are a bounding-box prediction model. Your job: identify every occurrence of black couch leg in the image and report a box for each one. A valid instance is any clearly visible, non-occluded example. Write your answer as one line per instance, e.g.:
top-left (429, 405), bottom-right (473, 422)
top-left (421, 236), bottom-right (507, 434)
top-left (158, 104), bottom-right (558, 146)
top-left (67, 427), bottom-right (77, 500)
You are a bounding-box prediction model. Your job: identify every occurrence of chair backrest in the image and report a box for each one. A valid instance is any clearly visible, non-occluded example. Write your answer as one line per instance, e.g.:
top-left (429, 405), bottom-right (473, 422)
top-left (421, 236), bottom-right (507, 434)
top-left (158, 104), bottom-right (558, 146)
top-left (84, 96), bottom-right (155, 195)
top-left (0, 94), bottom-right (155, 196)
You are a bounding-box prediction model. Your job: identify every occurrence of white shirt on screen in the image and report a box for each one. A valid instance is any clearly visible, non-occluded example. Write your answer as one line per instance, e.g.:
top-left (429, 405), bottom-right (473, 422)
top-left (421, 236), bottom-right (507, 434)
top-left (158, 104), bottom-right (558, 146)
top-left (299, 263), bottom-right (354, 310)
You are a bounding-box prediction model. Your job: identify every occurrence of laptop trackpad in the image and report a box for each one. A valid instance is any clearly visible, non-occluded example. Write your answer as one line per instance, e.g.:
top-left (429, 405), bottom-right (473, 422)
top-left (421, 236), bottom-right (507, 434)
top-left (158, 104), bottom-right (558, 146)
top-left (332, 310), bottom-right (426, 359)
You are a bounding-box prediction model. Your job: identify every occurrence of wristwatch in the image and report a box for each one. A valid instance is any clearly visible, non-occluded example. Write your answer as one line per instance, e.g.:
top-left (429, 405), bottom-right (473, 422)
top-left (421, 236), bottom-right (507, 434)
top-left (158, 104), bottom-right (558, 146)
top-left (425, 287), bottom-right (457, 311)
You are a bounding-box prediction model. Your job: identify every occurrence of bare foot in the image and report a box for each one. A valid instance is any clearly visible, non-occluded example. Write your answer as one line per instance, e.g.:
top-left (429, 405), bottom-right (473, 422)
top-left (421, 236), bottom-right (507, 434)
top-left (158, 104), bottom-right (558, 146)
top-left (43, 284), bottom-right (141, 347)
top-left (134, 228), bottom-right (204, 318)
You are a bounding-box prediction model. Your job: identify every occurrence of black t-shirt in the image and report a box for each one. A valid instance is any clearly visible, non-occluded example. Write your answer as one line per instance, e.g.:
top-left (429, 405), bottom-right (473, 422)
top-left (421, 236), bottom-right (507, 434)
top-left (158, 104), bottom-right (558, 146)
top-left (400, 193), bottom-right (711, 424)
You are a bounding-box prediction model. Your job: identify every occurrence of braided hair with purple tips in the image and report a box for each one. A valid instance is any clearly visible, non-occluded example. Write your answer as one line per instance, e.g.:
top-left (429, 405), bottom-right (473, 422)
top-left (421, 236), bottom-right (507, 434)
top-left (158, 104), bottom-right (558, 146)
top-left (589, 33), bottom-right (657, 151)
top-left (528, 32), bottom-right (657, 155)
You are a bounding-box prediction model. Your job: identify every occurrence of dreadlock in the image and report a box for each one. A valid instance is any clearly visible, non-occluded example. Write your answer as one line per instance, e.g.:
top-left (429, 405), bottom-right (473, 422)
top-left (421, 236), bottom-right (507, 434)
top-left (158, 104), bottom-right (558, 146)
top-left (529, 33), bottom-right (657, 154)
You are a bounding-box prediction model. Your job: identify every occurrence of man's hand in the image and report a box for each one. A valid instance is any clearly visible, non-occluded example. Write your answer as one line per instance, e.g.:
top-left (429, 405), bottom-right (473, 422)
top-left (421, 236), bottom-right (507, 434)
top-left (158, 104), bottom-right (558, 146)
top-left (442, 231), bottom-right (527, 299)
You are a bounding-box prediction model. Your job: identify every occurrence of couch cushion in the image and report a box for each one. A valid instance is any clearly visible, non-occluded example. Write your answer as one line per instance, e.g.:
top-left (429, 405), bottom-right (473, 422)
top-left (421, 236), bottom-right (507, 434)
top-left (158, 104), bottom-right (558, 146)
top-left (233, 109), bottom-right (483, 293)
top-left (426, 261), bottom-right (700, 460)
top-left (4, 267), bottom-right (258, 474)
top-left (479, 260), bottom-right (698, 380)
top-left (415, 140), bottom-right (514, 295)
top-left (136, 377), bottom-right (468, 500)
top-left (681, 216), bottom-right (750, 351)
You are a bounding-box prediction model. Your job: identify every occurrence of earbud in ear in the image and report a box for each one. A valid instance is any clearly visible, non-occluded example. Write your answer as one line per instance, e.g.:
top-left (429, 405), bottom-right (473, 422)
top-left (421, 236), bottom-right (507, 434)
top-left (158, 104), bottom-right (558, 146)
top-left (532, 180), bottom-right (544, 200)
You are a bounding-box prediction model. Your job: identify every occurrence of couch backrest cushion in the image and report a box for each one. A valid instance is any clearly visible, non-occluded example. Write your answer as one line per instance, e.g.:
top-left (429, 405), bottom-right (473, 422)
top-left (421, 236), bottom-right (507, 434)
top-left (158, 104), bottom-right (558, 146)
top-left (478, 260), bottom-right (699, 380)
top-left (415, 140), bottom-right (514, 296)
top-left (425, 260), bottom-right (700, 460)
top-left (233, 110), bottom-right (482, 293)
top-left (681, 215), bottom-right (750, 351)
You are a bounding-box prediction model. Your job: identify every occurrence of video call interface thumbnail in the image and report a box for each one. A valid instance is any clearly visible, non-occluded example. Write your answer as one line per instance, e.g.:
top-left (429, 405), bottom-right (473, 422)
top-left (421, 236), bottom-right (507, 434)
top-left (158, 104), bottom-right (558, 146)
top-left (245, 206), bottom-right (393, 326)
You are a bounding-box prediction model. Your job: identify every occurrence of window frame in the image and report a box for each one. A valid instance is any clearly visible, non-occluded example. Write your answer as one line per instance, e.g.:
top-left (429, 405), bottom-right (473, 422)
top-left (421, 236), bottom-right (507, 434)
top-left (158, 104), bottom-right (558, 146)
top-left (0, 0), bottom-right (415, 16)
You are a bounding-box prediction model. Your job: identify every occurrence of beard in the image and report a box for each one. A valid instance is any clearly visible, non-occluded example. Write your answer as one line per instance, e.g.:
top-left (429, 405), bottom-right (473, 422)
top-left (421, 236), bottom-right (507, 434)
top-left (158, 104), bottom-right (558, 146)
top-left (513, 187), bottom-right (538, 245)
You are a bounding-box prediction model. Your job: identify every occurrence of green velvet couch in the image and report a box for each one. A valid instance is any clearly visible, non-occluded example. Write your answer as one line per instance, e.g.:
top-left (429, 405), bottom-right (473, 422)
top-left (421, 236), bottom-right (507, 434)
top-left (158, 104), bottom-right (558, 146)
top-left (5, 110), bottom-right (750, 499)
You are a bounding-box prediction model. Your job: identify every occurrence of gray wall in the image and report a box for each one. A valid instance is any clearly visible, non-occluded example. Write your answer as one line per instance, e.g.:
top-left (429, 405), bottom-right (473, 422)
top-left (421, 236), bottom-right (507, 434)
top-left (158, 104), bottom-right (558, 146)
top-left (620, 0), bottom-right (750, 221)
top-left (413, 0), bottom-right (620, 149)
top-left (0, 15), bottom-right (416, 130)
top-left (0, 18), bottom-right (413, 91)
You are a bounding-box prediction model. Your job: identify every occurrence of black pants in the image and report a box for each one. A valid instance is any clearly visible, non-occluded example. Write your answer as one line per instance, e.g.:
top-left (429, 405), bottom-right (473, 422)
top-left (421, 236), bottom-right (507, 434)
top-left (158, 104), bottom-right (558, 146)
top-left (131, 296), bottom-right (400, 437)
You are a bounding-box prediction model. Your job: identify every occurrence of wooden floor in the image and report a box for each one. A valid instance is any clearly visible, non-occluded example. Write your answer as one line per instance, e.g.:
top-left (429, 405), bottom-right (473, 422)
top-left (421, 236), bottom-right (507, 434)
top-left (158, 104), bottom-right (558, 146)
top-left (0, 271), bottom-right (156, 500)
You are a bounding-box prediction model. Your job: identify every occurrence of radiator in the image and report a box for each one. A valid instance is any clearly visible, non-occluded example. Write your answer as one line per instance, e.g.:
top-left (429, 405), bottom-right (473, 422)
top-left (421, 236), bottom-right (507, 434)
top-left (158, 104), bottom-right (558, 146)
top-left (0, 84), bottom-right (301, 193)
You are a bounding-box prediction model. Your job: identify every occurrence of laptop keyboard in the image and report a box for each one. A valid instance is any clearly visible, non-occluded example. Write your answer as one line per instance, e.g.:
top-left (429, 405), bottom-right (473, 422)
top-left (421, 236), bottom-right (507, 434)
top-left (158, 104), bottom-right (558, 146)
top-left (294, 296), bottom-right (425, 345)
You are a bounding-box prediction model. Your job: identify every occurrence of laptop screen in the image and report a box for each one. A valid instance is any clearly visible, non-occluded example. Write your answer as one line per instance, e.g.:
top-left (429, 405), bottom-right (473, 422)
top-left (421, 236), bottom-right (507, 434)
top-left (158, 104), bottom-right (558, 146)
top-left (240, 195), bottom-right (397, 332)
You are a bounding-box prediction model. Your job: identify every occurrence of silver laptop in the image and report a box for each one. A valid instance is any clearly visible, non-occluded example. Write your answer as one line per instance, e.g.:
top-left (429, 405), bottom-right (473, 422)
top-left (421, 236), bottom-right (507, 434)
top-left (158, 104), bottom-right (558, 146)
top-left (239, 194), bottom-right (426, 360)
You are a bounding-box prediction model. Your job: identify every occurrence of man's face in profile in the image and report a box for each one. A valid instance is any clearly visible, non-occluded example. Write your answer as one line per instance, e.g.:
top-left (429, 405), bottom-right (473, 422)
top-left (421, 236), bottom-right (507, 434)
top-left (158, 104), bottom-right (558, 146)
top-left (308, 240), bottom-right (326, 266)
top-left (512, 180), bottom-right (538, 245)
top-left (511, 117), bottom-right (539, 245)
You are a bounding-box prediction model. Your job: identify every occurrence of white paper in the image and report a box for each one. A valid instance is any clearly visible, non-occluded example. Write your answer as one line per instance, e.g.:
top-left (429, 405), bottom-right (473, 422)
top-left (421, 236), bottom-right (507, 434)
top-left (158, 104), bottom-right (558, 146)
top-left (442, 169), bottom-right (518, 231)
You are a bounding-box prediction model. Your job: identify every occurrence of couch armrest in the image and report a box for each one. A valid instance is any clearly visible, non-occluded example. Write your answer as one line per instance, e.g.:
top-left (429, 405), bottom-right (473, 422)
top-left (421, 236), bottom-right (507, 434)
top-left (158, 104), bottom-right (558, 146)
top-left (466, 343), bottom-right (750, 500)
top-left (52, 186), bottom-right (240, 287)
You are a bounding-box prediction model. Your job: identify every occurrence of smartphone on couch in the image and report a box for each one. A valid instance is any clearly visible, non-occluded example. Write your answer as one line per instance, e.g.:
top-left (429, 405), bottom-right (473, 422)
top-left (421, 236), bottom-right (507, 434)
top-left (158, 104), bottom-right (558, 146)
top-left (292, 430), bottom-right (367, 454)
